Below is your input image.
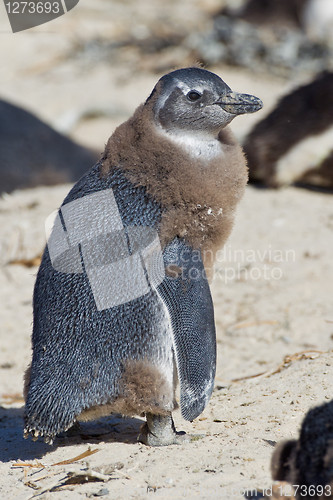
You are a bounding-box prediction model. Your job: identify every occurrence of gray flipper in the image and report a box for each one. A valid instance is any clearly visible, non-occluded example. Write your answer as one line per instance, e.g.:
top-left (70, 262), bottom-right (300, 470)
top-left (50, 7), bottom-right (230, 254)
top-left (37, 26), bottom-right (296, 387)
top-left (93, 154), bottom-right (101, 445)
top-left (157, 238), bottom-right (216, 421)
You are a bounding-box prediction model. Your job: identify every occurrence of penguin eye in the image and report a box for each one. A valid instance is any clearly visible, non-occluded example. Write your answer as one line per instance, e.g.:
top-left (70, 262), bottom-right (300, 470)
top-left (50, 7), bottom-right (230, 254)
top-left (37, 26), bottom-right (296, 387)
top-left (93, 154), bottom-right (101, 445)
top-left (187, 91), bottom-right (202, 102)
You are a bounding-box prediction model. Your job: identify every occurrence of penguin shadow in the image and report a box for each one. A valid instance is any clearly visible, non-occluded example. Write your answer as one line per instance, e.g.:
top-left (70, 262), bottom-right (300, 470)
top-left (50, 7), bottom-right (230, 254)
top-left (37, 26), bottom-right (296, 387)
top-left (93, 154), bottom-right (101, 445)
top-left (0, 405), bottom-right (144, 463)
top-left (0, 406), bottom-right (49, 462)
top-left (249, 180), bottom-right (333, 195)
top-left (293, 182), bottom-right (333, 195)
top-left (56, 414), bottom-right (145, 449)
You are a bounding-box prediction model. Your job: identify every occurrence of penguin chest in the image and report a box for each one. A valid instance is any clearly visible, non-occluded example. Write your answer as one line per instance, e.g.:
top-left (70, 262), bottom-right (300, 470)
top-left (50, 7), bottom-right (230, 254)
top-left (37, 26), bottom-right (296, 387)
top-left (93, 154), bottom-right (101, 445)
top-left (164, 130), bottom-right (223, 161)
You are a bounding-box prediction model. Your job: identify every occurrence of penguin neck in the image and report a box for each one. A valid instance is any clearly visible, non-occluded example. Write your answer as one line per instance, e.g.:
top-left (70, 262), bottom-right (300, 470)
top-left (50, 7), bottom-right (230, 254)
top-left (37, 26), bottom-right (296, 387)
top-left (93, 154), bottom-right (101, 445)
top-left (102, 104), bottom-right (248, 251)
top-left (156, 126), bottom-right (223, 161)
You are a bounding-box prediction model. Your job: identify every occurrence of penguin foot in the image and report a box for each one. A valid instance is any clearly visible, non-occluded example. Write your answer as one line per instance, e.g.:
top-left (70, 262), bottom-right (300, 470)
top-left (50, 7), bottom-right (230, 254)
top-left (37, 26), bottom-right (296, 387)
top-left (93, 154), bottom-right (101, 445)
top-left (138, 413), bottom-right (190, 446)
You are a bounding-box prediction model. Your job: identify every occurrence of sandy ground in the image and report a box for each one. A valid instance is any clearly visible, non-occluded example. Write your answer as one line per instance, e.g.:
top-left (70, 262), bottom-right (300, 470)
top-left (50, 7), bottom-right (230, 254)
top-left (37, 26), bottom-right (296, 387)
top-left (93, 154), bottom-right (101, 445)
top-left (0, 1), bottom-right (333, 499)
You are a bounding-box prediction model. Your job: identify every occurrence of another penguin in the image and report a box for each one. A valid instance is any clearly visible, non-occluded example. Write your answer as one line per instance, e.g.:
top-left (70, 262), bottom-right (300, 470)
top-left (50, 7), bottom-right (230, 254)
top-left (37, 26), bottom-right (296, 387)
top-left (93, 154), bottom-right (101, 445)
top-left (24, 67), bottom-right (262, 446)
top-left (244, 71), bottom-right (333, 189)
top-left (271, 400), bottom-right (333, 499)
top-left (0, 99), bottom-right (97, 193)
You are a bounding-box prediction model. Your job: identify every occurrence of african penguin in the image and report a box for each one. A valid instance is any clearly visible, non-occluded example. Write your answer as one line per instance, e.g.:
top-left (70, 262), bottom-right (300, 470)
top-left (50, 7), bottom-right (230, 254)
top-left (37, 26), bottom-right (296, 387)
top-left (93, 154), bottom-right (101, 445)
top-left (244, 71), bottom-right (333, 189)
top-left (24, 67), bottom-right (262, 446)
top-left (271, 400), bottom-right (333, 498)
top-left (0, 99), bottom-right (97, 194)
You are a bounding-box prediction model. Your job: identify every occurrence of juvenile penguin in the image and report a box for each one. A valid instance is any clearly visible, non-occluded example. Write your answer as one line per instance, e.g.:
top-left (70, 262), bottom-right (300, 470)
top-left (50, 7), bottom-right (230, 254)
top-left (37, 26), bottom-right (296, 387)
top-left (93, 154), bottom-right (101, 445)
top-left (24, 67), bottom-right (262, 446)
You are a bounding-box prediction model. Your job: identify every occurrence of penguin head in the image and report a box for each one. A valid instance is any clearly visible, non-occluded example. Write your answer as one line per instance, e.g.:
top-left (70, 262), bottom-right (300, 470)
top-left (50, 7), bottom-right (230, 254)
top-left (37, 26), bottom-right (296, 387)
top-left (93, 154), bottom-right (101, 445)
top-left (147, 67), bottom-right (263, 137)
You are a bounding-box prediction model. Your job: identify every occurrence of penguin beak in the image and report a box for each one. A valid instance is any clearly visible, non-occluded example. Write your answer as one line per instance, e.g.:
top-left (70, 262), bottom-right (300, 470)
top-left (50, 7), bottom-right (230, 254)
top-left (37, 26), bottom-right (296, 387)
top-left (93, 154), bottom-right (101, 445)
top-left (216, 91), bottom-right (263, 115)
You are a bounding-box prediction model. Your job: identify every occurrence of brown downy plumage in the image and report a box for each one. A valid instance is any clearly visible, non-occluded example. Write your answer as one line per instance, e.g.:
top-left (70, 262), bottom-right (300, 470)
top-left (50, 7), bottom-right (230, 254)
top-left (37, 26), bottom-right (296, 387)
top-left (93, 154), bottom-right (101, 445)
top-left (101, 99), bottom-right (247, 276)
